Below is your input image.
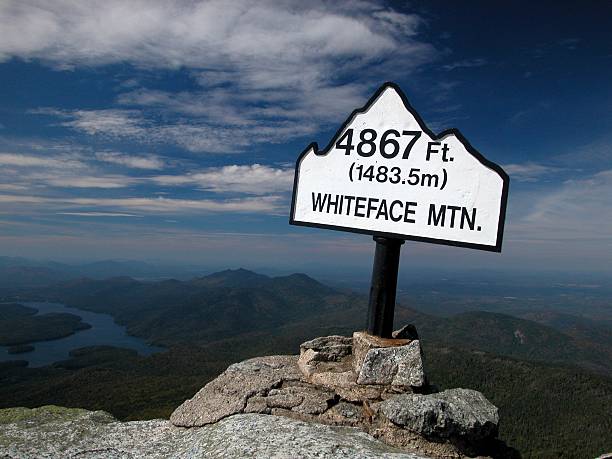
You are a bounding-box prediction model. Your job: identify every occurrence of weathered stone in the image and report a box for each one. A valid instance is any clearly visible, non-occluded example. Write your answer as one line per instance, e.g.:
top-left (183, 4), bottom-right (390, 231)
top-left (244, 396), bottom-right (269, 414)
top-left (298, 349), bottom-right (352, 379)
top-left (166, 343), bottom-right (506, 457)
top-left (356, 340), bottom-right (426, 388)
top-left (300, 335), bottom-right (353, 359)
top-left (292, 385), bottom-right (337, 415)
top-left (353, 331), bottom-right (411, 376)
top-left (298, 335), bottom-right (353, 378)
top-left (381, 386), bottom-right (414, 399)
top-left (392, 324), bottom-right (419, 340)
top-left (170, 355), bottom-right (301, 427)
top-left (310, 369), bottom-right (355, 387)
top-left (265, 390), bottom-right (304, 409)
top-left (269, 407), bottom-right (316, 423)
top-left (370, 418), bottom-right (466, 459)
top-left (394, 341), bottom-right (426, 387)
top-left (298, 348), bottom-right (320, 377)
top-left (379, 389), bottom-right (499, 442)
top-left (320, 401), bottom-right (365, 426)
top-left (0, 406), bottom-right (432, 459)
top-left (335, 383), bottom-right (384, 402)
top-left (308, 370), bottom-right (383, 402)
top-left (300, 333), bottom-right (422, 399)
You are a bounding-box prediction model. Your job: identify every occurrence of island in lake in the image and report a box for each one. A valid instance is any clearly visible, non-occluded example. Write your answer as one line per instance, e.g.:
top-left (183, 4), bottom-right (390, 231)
top-left (0, 303), bottom-right (91, 347)
top-left (7, 344), bottom-right (34, 354)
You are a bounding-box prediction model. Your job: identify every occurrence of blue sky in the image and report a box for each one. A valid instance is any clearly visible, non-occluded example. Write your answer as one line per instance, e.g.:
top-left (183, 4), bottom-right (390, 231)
top-left (0, 1), bottom-right (611, 273)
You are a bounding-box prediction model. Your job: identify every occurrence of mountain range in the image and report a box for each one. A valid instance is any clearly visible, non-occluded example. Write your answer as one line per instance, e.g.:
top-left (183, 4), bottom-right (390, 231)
top-left (5, 268), bottom-right (605, 377)
top-left (0, 267), bottom-right (611, 457)
top-left (0, 256), bottom-right (210, 287)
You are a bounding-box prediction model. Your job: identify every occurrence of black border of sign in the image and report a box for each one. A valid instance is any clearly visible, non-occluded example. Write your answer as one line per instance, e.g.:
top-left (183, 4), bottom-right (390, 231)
top-left (289, 82), bottom-right (510, 253)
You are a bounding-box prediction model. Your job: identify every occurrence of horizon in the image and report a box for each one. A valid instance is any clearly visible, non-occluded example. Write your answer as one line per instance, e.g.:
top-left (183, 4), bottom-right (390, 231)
top-left (1, 1), bottom-right (612, 274)
top-left (3, 254), bottom-right (610, 286)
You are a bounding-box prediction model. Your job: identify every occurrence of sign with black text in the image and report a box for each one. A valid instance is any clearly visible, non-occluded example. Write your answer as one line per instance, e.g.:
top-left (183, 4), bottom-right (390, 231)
top-left (290, 82), bottom-right (509, 252)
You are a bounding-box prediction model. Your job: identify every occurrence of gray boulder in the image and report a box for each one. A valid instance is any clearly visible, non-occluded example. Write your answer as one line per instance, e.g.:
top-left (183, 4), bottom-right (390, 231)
top-left (356, 339), bottom-right (426, 388)
top-left (0, 405), bottom-right (432, 459)
top-left (380, 388), bottom-right (499, 442)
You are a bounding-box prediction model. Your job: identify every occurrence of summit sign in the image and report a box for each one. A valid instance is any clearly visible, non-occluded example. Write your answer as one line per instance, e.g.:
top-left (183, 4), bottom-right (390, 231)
top-left (290, 82), bottom-right (509, 252)
top-left (289, 82), bottom-right (510, 336)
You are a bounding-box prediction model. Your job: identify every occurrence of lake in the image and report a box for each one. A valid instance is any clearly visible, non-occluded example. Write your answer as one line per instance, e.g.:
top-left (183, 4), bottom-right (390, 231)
top-left (0, 302), bottom-right (165, 367)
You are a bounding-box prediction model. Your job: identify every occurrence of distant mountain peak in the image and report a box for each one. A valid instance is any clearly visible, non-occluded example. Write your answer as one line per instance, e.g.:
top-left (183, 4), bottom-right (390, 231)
top-left (271, 272), bottom-right (334, 293)
top-left (206, 268), bottom-right (267, 279)
top-left (278, 272), bottom-right (319, 283)
top-left (188, 269), bottom-right (334, 294)
top-left (192, 268), bottom-right (270, 288)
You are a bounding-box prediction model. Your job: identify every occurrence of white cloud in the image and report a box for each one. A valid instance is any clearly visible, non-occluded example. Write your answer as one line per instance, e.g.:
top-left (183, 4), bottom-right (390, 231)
top-left (512, 169), bottom-right (612, 242)
top-left (0, 1), bottom-right (427, 69)
top-left (558, 38), bottom-right (580, 50)
top-left (0, 145), bottom-right (290, 193)
top-left (0, 149), bottom-right (142, 189)
top-left (41, 105), bottom-right (321, 153)
top-left (0, 194), bottom-right (48, 204)
top-left (441, 58), bottom-right (486, 71)
top-left (52, 109), bottom-right (144, 137)
top-left (0, 184), bottom-right (28, 191)
top-left (502, 162), bottom-right (558, 182)
top-left (152, 164), bottom-right (293, 194)
top-left (57, 212), bottom-right (141, 217)
top-left (11, 1), bottom-right (436, 153)
top-left (95, 151), bottom-right (165, 170)
top-left (555, 138), bottom-right (612, 169)
top-left (71, 195), bottom-right (284, 213)
top-left (0, 193), bottom-right (284, 214)
top-left (44, 175), bottom-right (136, 189)
top-left (0, 152), bottom-right (85, 169)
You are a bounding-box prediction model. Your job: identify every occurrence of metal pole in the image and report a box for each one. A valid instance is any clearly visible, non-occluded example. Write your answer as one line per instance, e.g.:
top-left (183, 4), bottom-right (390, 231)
top-left (366, 236), bottom-right (404, 338)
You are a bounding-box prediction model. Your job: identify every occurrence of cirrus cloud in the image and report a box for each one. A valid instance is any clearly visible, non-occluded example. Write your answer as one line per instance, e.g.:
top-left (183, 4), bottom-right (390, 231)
top-left (0, 1), bottom-right (428, 71)
top-left (95, 151), bottom-right (165, 170)
top-left (0, 193), bottom-right (285, 214)
top-left (152, 164), bottom-right (293, 194)
top-left (10, 1), bottom-right (437, 153)
top-left (502, 162), bottom-right (559, 182)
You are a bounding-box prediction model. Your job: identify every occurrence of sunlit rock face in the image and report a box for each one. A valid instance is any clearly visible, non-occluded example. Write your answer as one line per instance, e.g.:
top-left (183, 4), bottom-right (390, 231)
top-left (0, 406), bottom-right (430, 459)
top-left (170, 327), bottom-right (510, 458)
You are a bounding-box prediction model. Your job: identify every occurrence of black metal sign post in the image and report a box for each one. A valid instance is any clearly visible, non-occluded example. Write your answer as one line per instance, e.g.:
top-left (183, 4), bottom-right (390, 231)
top-left (366, 237), bottom-right (404, 338)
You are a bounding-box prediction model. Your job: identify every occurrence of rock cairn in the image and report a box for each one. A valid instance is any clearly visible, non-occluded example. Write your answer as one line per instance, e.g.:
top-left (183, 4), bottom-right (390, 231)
top-left (171, 327), bottom-right (512, 458)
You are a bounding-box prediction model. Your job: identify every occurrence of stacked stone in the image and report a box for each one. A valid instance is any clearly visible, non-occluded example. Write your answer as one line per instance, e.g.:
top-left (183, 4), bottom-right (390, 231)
top-left (171, 327), bottom-right (506, 458)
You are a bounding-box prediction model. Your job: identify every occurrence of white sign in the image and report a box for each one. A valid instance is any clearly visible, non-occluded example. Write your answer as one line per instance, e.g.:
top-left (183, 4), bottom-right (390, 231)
top-left (290, 82), bottom-right (509, 252)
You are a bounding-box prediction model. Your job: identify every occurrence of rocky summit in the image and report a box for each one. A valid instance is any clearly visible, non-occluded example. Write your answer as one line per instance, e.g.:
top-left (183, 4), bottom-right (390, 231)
top-left (0, 327), bottom-right (515, 458)
top-left (171, 329), bottom-right (512, 458)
